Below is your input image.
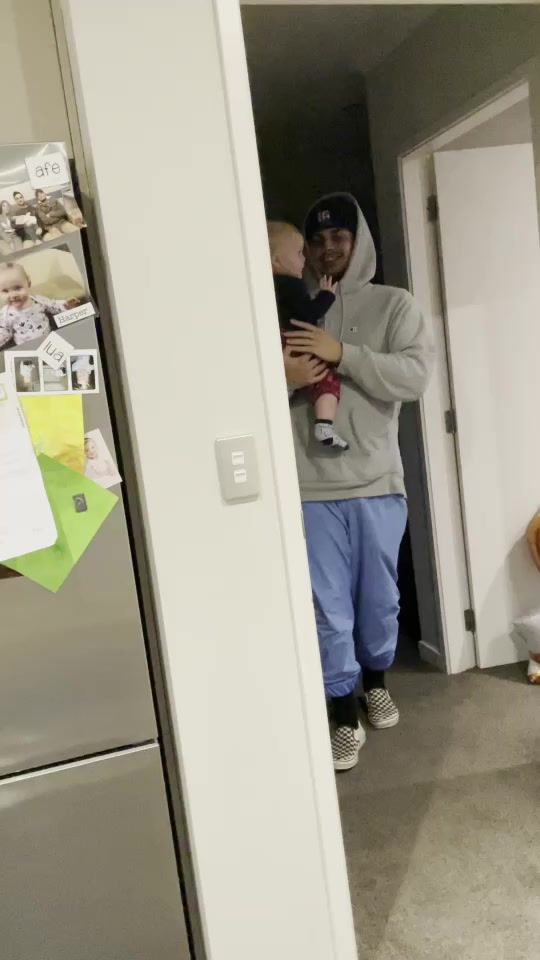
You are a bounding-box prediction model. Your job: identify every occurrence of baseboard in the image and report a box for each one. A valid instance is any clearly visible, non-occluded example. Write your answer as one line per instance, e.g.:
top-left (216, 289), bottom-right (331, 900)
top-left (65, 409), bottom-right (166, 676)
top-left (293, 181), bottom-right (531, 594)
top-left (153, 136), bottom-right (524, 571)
top-left (418, 640), bottom-right (445, 670)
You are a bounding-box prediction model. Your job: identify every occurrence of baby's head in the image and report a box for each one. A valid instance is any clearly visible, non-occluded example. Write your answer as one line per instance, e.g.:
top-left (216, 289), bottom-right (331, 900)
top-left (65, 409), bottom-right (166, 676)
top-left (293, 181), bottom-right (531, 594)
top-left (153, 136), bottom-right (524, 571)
top-left (84, 436), bottom-right (98, 459)
top-left (267, 221), bottom-right (305, 279)
top-left (0, 262), bottom-right (31, 309)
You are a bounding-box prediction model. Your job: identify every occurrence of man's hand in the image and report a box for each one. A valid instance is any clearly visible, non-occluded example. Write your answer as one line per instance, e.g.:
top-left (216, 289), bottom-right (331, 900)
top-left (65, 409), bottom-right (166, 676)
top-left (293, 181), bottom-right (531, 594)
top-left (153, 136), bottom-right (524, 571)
top-left (284, 320), bottom-right (343, 364)
top-left (283, 345), bottom-right (328, 389)
top-left (319, 274), bottom-right (337, 294)
top-left (526, 512), bottom-right (540, 571)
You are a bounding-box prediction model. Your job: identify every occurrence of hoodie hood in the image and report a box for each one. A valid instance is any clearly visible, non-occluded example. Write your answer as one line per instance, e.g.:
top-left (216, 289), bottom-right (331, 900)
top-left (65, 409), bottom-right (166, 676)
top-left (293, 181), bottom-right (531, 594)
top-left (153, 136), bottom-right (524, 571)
top-left (304, 192), bottom-right (376, 293)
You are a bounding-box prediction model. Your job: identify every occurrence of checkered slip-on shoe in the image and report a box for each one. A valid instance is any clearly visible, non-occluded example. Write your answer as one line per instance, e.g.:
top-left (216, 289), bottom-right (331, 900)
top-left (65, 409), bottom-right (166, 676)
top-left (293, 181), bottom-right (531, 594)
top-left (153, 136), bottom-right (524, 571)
top-left (365, 688), bottom-right (400, 730)
top-left (331, 724), bottom-right (366, 772)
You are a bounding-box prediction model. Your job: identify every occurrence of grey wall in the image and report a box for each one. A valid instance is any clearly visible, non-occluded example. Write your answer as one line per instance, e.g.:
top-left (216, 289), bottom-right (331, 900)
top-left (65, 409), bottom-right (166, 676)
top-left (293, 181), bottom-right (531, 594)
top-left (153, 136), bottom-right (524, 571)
top-left (367, 4), bottom-right (540, 662)
top-left (246, 80), bottom-right (381, 257)
top-left (368, 4), bottom-right (540, 289)
top-left (241, 4), bottom-right (381, 257)
top-left (0, 0), bottom-right (70, 144)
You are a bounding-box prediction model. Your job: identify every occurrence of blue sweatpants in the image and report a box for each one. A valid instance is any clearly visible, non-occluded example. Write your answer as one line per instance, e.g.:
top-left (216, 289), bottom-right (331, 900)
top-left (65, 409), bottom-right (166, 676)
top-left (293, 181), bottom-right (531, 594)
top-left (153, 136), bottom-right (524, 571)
top-left (302, 496), bottom-right (407, 698)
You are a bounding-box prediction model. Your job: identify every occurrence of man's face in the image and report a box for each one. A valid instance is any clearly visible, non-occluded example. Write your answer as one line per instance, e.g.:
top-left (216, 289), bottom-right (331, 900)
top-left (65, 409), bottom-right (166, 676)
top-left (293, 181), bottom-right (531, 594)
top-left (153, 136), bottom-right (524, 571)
top-left (308, 227), bottom-right (354, 279)
top-left (13, 192), bottom-right (25, 207)
top-left (36, 191), bottom-right (47, 204)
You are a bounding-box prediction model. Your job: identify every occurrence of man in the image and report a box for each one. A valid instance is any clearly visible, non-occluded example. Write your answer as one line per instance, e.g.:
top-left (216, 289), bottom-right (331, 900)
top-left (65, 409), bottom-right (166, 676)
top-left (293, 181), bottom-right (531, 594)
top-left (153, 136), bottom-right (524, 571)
top-left (283, 193), bottom-right (433, 771)
top-left (33, 189), bottom-right (77, 239)
top-left (11, 190), bottom-right (40, 245)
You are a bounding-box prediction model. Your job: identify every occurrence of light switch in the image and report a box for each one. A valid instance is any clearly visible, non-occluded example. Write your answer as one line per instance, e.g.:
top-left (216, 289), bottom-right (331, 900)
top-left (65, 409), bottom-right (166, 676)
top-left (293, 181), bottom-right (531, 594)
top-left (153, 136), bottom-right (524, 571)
top-left (215, 435), bottom-right (259, 503)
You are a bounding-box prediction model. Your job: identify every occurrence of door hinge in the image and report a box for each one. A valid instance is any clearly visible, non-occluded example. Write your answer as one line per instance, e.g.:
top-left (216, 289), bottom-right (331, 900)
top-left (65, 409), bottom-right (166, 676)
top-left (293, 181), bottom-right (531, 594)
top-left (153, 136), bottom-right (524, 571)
top-left (444, 408), bottom-right (457, 435)
top-left (427, 194), bottom-right (439, 223)
top-left (464, 608), bottom-right (476, 633)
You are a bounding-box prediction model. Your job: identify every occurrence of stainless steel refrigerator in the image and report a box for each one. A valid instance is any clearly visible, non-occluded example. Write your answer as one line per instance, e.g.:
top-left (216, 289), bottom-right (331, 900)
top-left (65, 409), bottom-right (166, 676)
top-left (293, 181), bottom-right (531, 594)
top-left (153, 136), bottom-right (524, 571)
top-left (0, 263), bottom-right (191, 958)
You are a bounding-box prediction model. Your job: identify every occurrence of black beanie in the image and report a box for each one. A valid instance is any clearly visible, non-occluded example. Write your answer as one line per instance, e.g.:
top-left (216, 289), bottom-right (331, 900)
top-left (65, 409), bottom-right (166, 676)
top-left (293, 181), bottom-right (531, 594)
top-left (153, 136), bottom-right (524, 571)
top-left (305, 196), bottom-right (358, 241)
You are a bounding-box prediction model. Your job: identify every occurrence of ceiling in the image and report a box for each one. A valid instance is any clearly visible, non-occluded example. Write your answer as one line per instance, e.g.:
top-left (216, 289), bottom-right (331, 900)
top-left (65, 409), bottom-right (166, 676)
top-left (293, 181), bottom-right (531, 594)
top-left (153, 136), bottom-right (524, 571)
top-left (241, 4), bottom-right (436, 127)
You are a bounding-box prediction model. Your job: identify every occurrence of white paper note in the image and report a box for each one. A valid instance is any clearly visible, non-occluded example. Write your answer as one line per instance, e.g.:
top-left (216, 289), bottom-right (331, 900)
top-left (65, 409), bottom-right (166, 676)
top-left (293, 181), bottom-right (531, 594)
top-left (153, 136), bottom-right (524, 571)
top-left (0, 373), bottom-right (57, 563)
top-left (38, 331), bottom-right (74, 371)
top-left (25, 151), bottom-right (70, 190)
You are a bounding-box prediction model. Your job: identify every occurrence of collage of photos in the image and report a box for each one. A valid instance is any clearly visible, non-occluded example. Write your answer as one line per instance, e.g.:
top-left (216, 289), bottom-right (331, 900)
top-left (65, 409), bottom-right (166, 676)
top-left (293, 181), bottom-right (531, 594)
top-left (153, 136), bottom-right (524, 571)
top-left (0, 143), bottom-right (85, 257)
top-left (8, 349), bottom-right (99, 396)
top-left (0, 142), bottom-right (118, 592)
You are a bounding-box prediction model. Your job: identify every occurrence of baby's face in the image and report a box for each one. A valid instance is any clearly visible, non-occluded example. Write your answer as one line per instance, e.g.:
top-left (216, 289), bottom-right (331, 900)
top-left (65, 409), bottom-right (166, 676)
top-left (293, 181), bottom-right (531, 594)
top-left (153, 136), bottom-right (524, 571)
top-left (0, 266), bottom-right (31, 309)
top-left (277, 233), bottom-right (306, 279)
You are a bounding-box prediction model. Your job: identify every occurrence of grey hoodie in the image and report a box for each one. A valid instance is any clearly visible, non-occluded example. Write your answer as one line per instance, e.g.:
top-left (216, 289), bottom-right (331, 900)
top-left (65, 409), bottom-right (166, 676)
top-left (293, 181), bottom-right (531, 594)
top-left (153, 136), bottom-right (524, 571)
top-left (290, 193), bottom-right (434, 501)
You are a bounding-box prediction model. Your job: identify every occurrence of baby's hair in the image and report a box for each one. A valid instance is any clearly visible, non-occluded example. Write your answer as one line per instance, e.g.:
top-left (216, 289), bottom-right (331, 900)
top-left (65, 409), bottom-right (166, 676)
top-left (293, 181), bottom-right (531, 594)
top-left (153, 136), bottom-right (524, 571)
top-left (0, 261), bottom-right (31, 284)
top-left (267, 220), bottom-right (303, 258)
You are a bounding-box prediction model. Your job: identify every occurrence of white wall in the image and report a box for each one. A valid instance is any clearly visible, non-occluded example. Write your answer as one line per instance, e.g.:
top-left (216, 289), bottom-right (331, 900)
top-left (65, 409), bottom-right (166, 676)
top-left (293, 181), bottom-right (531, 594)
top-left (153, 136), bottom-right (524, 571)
top-left (61, 2), bottom-right (357, 960)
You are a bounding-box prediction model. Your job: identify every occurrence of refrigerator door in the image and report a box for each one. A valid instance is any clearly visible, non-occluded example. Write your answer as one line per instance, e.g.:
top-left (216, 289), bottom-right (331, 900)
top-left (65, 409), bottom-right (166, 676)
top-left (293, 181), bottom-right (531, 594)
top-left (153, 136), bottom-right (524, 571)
top-left (0, 318), bottom-right (157, 776)
top-left (0, 745), bottom-right (191, 959)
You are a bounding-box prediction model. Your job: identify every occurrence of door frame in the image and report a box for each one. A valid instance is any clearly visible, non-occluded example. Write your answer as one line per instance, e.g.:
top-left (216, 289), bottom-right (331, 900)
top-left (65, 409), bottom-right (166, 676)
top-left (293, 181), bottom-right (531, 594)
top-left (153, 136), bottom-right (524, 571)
top-left (400, 79), bottom-right (532, 673)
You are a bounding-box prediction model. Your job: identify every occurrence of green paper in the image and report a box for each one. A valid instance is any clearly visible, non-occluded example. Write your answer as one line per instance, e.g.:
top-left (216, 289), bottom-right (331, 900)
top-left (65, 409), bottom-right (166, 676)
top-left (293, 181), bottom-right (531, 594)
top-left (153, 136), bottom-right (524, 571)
top-left (4, 454), bottom-right (118, 592)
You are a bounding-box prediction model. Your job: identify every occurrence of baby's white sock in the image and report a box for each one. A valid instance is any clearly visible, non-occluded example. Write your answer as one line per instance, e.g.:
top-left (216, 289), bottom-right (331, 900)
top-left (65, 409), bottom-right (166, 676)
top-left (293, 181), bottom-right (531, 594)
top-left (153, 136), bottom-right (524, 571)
top-left (314, 420), bottom-right (348, 450)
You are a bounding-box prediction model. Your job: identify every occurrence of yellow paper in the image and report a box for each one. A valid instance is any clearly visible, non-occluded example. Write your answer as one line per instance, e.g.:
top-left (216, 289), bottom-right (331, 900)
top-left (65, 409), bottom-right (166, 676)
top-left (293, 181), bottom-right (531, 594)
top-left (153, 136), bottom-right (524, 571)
top-left (20, 395), bottom-right (85, 474)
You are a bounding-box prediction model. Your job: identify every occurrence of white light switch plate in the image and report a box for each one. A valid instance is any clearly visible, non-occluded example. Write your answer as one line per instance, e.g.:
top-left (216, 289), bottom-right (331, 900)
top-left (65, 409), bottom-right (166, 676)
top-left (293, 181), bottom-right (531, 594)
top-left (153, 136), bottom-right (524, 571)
top-left (215, 435), bottom-right (259, 503)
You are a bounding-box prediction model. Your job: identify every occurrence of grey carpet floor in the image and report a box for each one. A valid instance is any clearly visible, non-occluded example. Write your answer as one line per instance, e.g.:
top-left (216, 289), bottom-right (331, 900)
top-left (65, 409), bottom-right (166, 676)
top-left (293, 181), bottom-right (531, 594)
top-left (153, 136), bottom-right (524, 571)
top-left (337, 648), bottom-right (540, 960)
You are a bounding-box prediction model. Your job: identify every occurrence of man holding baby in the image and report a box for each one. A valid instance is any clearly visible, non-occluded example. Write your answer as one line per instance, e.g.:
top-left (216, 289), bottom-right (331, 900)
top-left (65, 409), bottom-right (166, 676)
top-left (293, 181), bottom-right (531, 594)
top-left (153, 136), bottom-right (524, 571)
top-left (283, 192), bottom-right (433, 771)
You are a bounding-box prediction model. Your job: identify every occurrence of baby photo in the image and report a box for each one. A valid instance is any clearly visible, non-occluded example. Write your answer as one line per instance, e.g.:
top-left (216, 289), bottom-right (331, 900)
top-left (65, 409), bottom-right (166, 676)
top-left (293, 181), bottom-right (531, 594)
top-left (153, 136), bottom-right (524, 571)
top-left (14, 355), bottom-right (41, 393)
top-left (84, 429), bottom-right (122, 489)
top-left (7, 348), bottom-right (98, 396)
top-left (0, 141), bottom-right (85, 256)
top-left (0, 241), bottom-right (94, 353)
top-left (70, 351), bottom-right (98, 394)
top-left (42, 362), bottom-right (70, 393)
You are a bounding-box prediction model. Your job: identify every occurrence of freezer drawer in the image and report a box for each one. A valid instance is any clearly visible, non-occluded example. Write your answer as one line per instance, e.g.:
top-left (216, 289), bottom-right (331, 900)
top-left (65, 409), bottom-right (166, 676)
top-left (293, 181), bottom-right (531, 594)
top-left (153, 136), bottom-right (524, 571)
top-left (0, 744), bottom-right (191, 959)
top-left (0, 494), bottom-right (157, 777)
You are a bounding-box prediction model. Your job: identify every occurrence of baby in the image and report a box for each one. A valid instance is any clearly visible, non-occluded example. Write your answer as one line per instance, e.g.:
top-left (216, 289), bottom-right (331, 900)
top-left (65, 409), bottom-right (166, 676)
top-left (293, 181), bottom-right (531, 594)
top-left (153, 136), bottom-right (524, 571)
top-left (0, 261), bottom-right (79, 349)
top-left (268, 220), bottom-right (347, 450)
top-left (71, 354), bottom-right (95, 390)
top-left (84, 435), bottom-right (116, 486)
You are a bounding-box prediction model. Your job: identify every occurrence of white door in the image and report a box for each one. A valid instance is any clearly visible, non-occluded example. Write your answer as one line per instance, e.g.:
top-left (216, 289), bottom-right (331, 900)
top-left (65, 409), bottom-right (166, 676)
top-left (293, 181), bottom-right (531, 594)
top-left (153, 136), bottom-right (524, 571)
top-left (434, 145), bottom-right (540, 668)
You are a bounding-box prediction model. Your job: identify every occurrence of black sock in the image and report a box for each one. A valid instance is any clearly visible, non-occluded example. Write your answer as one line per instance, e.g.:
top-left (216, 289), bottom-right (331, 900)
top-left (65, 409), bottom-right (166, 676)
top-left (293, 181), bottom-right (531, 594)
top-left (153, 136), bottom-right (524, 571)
top-left (363, 669), bottom-right (385, 692)
top-left (331, 692), bottom-right (358, 728)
